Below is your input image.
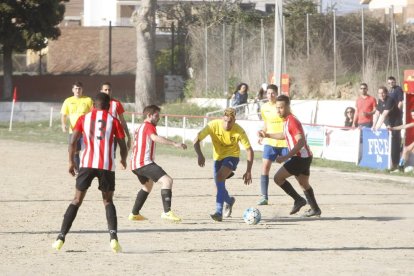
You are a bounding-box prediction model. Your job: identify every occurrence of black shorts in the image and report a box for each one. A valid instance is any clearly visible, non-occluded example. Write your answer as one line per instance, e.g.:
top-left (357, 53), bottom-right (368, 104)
top-left (283, 156), bottom-right (312, 176)
top-left (76, 168), bottom-right (116, 192)
top-left (132, 163), bottom-right (167, 184)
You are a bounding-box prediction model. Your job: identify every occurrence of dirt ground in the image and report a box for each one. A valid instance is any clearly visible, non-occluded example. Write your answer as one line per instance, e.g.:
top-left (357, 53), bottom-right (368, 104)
top-left (1, 140), bottom-right (414, 275)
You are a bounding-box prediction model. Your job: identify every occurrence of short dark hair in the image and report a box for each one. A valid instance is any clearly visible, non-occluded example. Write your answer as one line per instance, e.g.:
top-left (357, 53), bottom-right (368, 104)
top-left (95, 93), bottom-right (110, 110)
top-left (143, 105), bottom-right (161, 118)
top-left (360, 83), bottom-right (368, 88)
top-left (267, 84), bottom-right (278, 93)
top-left (388, 76), bottom-right (396, 81)
top-left (73, 81), bottom-right (83, 88)
top-left (276, 94), bottom-right (290, 105)
top-left (378, 86), bottom-right (388, 94)
top-left (102, 81), bottom-right (111, 88)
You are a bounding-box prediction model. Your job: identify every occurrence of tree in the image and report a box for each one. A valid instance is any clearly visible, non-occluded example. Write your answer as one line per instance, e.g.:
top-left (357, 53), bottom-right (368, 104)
top-left (0, 0), bottom-right (67, 100)
top-left (132, 0), bottom-right (157, 113)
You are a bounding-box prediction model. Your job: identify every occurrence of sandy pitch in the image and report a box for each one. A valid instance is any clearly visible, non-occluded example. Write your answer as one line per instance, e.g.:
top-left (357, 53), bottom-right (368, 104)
top-left (0, 140), bottom-right (413, 275)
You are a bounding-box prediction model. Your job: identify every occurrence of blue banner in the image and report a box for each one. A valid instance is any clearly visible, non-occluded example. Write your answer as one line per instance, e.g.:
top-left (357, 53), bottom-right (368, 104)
top-left (359, 128), bottom-right (390, 170)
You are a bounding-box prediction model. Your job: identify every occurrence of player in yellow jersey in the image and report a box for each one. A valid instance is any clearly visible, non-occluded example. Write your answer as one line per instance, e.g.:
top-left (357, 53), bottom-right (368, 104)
top-left (257, 84), bottom-right (288, 205)
top-left (61, 81), bottom-right (93, 172)
top-left (194, 108), bottom-right (254, 222)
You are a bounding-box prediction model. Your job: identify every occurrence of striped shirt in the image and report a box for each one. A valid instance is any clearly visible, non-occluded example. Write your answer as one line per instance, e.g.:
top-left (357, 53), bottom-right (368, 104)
top-left (130, 121), bottom-right (157, 169)
top-left (109, 99), bottom-right (125, 119)
top-left (284, 114), bottom-right (312, 158)
top-left (73, 109), bottom-right (125, 171)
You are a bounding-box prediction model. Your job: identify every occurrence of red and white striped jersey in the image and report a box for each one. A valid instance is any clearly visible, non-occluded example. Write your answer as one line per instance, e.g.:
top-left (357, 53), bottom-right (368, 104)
top-left (109, 99), bottom-right (125, 119)
top-left (284, 114), bottom-right (312, 158)
top-left (130, 121), bottom-right (157, 170)
top-left (73, 109), bottom-right (125, 171)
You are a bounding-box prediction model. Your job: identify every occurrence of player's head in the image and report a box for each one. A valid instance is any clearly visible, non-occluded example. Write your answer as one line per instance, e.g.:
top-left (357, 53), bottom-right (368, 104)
top-left (276, 94), bottom-right (291, 118)
top-left (266, 84), bottom-right (278, 102)
top-left (143, 105), bottom-right (161, 125)
top-left (72, 81), bottom-right (83, 97)
top-left (223, 108), bottom-right (236, 131)
top-left (95, 93), bottom-right (110, 111)
top-left (100, 82), bottom-right (112, 96)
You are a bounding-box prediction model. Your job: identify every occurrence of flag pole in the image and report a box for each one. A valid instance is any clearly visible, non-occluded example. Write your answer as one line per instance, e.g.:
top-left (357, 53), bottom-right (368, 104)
top-left (9, 87), bottom-right (17, 132)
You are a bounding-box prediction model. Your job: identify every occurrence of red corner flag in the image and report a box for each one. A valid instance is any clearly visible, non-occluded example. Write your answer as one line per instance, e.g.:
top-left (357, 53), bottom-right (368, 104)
top-left (12, 87), bottom-right (17, 102)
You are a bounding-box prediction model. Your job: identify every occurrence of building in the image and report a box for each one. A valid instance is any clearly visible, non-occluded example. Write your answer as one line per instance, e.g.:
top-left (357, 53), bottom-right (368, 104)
top-left (360, 0), bottom-right (414, 25)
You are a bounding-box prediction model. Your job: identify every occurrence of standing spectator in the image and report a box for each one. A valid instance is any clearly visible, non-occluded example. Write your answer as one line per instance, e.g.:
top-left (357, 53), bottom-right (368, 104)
top-left (255, 83), bottom-right (267, 119)
top-left (353, 83), bottom-right (377, 128)
top-left (388, 110), bottom-right (414, 172)
top-left (387, 76), bottom-right (404, 120)
top-left (344, 107), bottom-right (355, 127)
top-left (256, 84), bottom-right (288, 205)
top-left (372, 86), bottom-right (402, 170)
top-left (52, 93), bottom-right (128, 253)
top-left (231, 83), bottom-right (249, 117)
top-left (193, 108), bottom-right (254, 222)
top-left (61, 81), bottom-right (93, 172)
top-left (100, 82), bottom-right (131, 150)
top-left (259, 95), bottom-right (321, 217)
top-left (129, 105), bottom-right (187, 222)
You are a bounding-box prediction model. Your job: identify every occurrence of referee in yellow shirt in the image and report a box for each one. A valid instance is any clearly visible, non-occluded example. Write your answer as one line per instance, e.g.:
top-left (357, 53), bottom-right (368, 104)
top-left (194, 108), bottom-right (254, 222)
top-left (257, 84), bottom-right (288, 205)
top-left (61, 81), bottom-right (93, 172)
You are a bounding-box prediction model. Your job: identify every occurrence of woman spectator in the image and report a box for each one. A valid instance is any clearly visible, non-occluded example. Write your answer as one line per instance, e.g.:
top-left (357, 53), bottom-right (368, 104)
top-left (344, 107), bottom-right (355, 127)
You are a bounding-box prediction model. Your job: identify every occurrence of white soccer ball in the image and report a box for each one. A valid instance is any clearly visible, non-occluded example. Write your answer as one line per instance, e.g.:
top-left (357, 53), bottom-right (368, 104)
top-left (243, 207), bottom-right (261, 225)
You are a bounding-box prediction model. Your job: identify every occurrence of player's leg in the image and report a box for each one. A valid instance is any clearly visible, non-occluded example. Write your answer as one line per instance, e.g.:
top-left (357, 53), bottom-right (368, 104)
top-left (52, 168), bottom-right (93, 250)
top-left (130, 169), bottom-right (153, 220)
top-left (274, 159), bottom-right (306, 215)
top-left (295, 157), bottom-right (321, 217)
top-left (399, 142), bottom-right (414, 171)
top-left (99, 170), bottom-right (122, 253)
top-left (259, 158), bottom-right (272, 205)
top-left (74, 135), bottom-right (83, 173)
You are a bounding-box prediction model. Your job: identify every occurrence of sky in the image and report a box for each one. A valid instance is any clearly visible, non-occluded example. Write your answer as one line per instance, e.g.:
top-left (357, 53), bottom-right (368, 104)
top-left (321, 0), bottom-right (365, 14)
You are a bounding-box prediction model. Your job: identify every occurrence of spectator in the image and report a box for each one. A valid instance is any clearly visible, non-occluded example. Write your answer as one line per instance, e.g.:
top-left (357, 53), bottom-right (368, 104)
top-left (387, 76), bottom-right (404, 121)
top-left (344, 107), bottom-right (355, 127)
top-left (353, 83), bottom-right (377, 128)
top-left (388, 110), bottom-right (414, 173)
top-left (372, 86), bottom-right (402, 170)
top-left (231, 83), bottom-right (249, 117)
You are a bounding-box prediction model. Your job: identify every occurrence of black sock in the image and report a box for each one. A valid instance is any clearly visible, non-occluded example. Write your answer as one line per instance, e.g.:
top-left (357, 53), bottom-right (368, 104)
top-left (161, 189), bottom-right (172, 213)
top-left (105, 203), bottom-right (118, 240)
top-left (131, 189), bottom-right (149, 215)
top-left (58, 204), bottom-right (79, 241)
top-left (304, 187), bottom-right (320, 211)
top-left (280, 180), bottom-right (302, 201)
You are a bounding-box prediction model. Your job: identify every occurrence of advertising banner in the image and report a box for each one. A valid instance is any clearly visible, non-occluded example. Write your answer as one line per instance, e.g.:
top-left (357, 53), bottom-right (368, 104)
top-left (303, 125), bottom-right (324, 158)
top-left (359, 128), bottom-right (390, 170)
top-left (322, 127), bottom-right (360, 163)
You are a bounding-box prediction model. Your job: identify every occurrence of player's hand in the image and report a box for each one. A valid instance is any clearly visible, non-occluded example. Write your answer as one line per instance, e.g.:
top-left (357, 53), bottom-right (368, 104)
top-left (61, 125), bottom-right (67, 133)
top-left (120, 159), bottom-right (127, 170)
top-left (258, 130), bottom-right (266, 138)
top-left (197, 155), bottom-right (205, 167)
top-left (276, 155), bottom-right (289, 164)
top-left (69, 163), bottom-right (76, 176)
top-left (258, 137), bottom-right (263, 145)
top-left (243, 171), bottom-right (252, 185)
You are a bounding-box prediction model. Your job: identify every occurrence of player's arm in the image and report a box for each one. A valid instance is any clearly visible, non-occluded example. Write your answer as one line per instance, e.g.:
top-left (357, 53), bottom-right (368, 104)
top-left (118, 113), bottom-right (131, 150)
top-left (242, 146), bottom-right (254, 185)
top-left (258, 130), bottom-right (284, 140)
top-left (68, 130), bottom-right (81, 176)
top-left (389, 122), bottom-right (414, 131)
top-left (150, 133), bottom-right (187, 150)
top-left (275, 133), bottom-right (305, 163)
top-left (193, 136), bottom-right (205, 167)
top-left (61, 114), bottom-right (68, 132)
top-left (117, 137), bottom-right (128, 169)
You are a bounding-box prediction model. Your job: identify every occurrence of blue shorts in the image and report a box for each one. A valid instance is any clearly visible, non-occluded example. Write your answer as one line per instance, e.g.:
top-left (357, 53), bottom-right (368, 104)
top-left (214, 157), bottom-right (239, 177)
top-left (262, 145), bottom-right (288, 161)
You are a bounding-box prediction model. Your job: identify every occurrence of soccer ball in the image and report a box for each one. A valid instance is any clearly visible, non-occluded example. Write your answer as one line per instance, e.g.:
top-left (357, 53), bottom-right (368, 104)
top-left (243, 207), bottom-right (261, 225)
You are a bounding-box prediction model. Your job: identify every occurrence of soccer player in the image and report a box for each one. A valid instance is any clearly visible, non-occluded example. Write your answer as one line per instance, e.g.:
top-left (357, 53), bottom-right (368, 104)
top-left (61, 81), bottom-right (93, 172)
top-left (100, 82), bottom-right (131, 150)
top-left (256, 84), bottom-right (288, 205)
top-left (193, 108), bottom-right (254, 222)
top-left (259, 95), bottom-right (321, 217)
top-left (129, 105), bottom-right (187, 222)
top-left (52, 93), bottom-right (128, 253)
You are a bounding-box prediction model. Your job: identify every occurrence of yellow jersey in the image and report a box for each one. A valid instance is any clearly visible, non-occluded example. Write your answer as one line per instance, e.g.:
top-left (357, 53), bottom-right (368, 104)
top-left (260, 101), bottom-right (287, 147)
top-left (61, 96), bottom-right (93, 133)
top-left (198, 119), bottom-right (251, 161)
